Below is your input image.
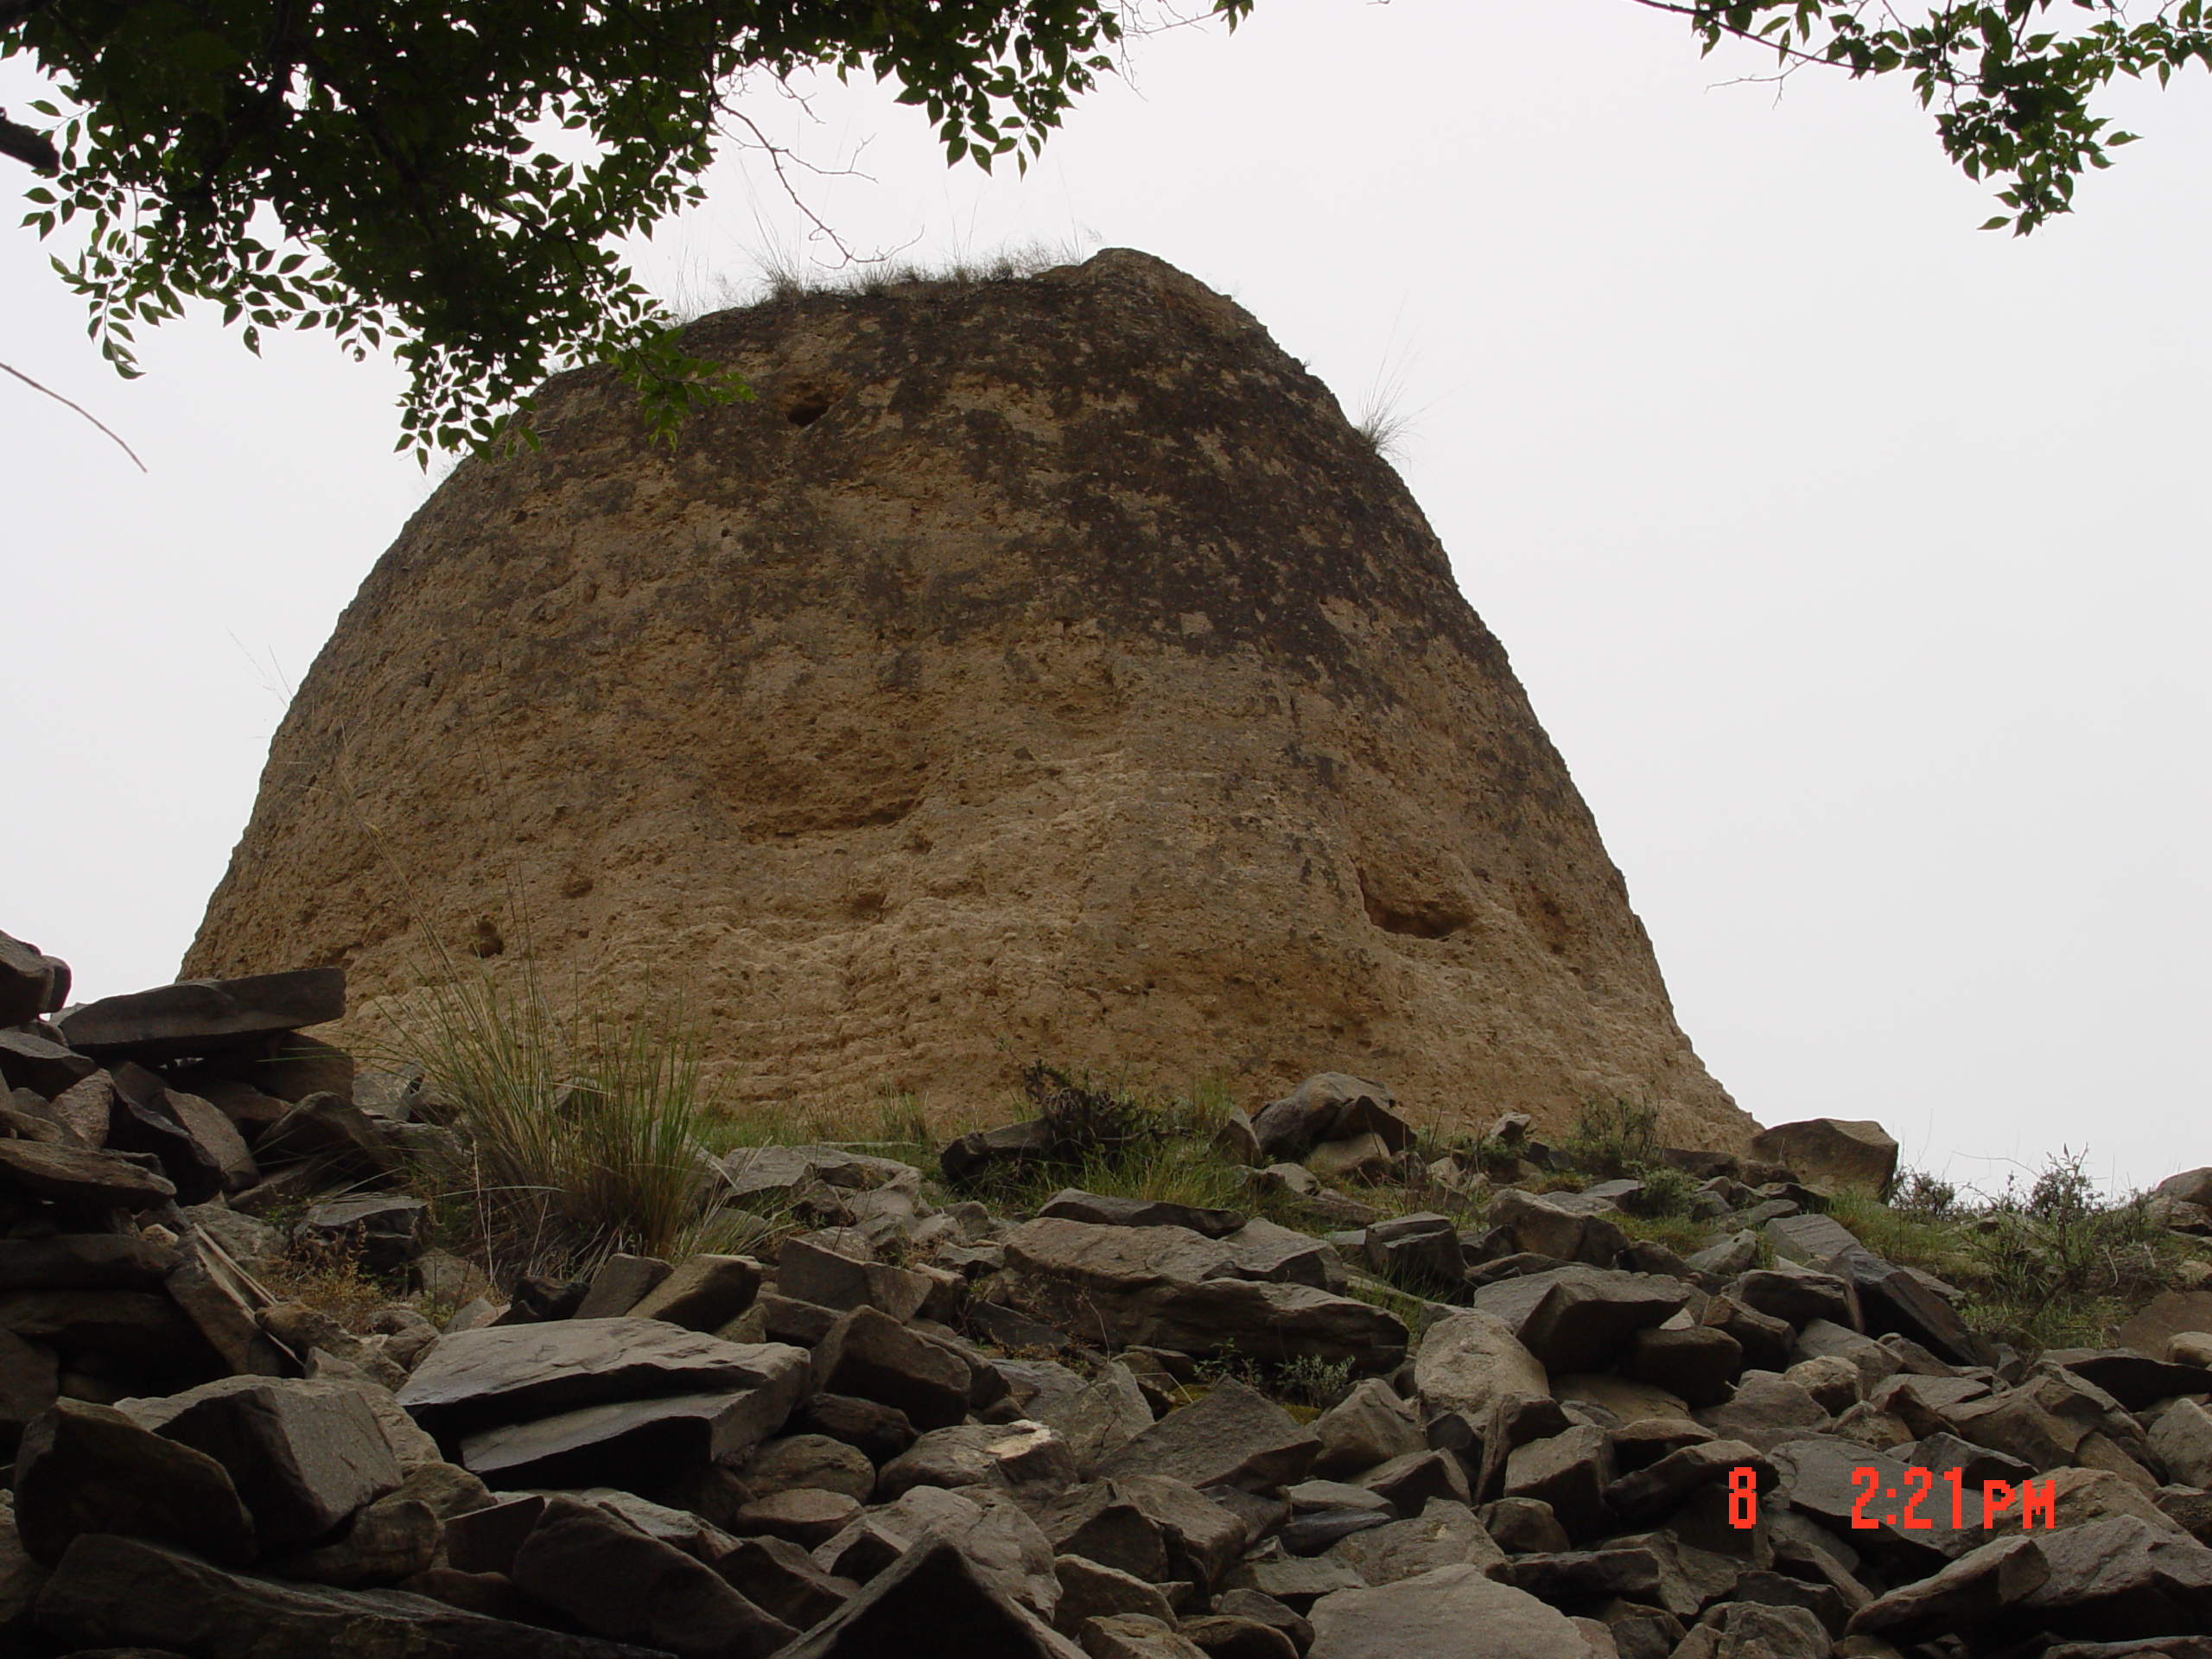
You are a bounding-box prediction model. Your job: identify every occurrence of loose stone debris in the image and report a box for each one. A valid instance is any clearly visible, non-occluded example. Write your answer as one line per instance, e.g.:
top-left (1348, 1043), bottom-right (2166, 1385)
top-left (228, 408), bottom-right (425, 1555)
top-left (1, 932), bottom-right (2209, 1656)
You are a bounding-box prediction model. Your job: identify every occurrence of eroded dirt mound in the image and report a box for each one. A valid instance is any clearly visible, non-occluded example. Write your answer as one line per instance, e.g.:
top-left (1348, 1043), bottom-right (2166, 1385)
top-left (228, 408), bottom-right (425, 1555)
top-left (184, 249), bottom-right (1752, 1148)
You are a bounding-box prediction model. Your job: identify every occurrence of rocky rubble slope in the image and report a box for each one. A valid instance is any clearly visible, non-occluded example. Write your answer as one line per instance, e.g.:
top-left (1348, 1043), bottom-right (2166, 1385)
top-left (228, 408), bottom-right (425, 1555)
top-left (3, 936), bottom-right (2212, 1658)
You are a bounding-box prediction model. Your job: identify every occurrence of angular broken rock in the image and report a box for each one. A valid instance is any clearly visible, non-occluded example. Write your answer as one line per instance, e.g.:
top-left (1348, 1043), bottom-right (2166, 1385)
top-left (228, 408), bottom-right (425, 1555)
top-left (1748, 1118), bottom-right (1898, 1197)
top-left (706, 1533), bottom-right (859, 1629)
top-left (1999, 1514), bottom-right (2212, 1641)
top-left (1311, 1376), bottom-right (1425, 1478)
top-left (0, 1028), bottom-right (96, 1097)
top-left (1306, 1560), bottom-right (1592, 1659)
top-left (779, 1232), bottom-right (935, 1321)
top-left (1841, 1533), bottom-right (2050, 1644)
top-left (1323, 1499), bottom-right (1504, 1586)
top-left (629, 1252), bottom-right (763, 1331)
top-left (1051, 1554), bottom-right (1181, 1633)
top-left (1039, 1188), bottom-right (1248, 1239)
top-left (156, 1376), bottom-right (405, 1550)
top-left (395, 1318), bottom-right (804, 1440)
top-left (573, 1254), bottom-right (672, 1320)
top-left (0, 930), bottom-right (67, 1025)
top-left (1020, 1357), bottom-right (1154, 1475)
top-left (1467, 1265), bottom-right (1690, 1374)
top-left (0, 1136), bottom-right (174, 1206)
top-left (54, 967), bottom-right (346, 1062)
top-left (812, 1304), bottom-right (970, 1431)
top-left (1414, 1307), bottom-right (1551, 1429)
top-left (1250, 1074), bottom-right (1410, 1164)
top-left (1001, 1217), bottom-right (1406, 1370)
top-left (14, 1396), bottom-right (257, 1567)
top-left (778, 1534), bottom-right (1084, 1659)
top-left (1485, 1187), bottom-right (1630, 1268)
top-left (1096, 1377), bottom-right (1319, 1494)
top-left (510, 1493), bottom-right (796, 1659)
top-left (271, 1492), bottom-right (442, 1588)
top-left (1503, 1423), bottom-right (1616, 1542)
top-left (877, 1419), bottom-right (1079, 1499)
top-left (1604, 1440), bottom-right (1772, 1525)
top-left (35, 1529), bottom-right (675, 1657)
top-left (460, 1376), bottom-right (806, 1492)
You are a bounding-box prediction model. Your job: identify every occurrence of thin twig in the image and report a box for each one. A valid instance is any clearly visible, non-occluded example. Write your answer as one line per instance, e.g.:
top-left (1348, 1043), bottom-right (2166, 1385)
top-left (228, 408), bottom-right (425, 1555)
top-left (1, 359), bottom-right (148, 470)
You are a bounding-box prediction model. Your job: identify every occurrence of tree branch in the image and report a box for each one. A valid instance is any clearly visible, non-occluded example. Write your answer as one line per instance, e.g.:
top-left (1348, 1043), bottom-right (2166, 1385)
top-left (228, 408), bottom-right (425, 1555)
top-left (0, 109), bottom-right (60, 174)
top-left (1, 361), bottom-right (149, 470)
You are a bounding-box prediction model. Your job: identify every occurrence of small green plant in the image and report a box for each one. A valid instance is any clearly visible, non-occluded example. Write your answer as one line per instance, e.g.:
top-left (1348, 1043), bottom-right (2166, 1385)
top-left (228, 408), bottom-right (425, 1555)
top-left (1561, 1097), bottom-right (1662, 1180)
top-left (1274, 1354), bottom-right (1355, 1409)
top-left (385, 963), bottom-right (772, 1288)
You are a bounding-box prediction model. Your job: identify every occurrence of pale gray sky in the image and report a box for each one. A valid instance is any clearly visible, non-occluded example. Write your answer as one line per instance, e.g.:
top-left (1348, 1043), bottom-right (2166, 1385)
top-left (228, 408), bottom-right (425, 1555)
top-left (3, 0), bottom-right (2207, 1195)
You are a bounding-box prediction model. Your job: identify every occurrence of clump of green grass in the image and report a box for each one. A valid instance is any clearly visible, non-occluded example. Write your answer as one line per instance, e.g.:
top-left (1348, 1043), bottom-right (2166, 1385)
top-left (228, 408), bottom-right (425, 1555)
top-left (1560, 1096), bottom-right (1663, 1181)
top-left (386, 965), bottom-right (774, 1288)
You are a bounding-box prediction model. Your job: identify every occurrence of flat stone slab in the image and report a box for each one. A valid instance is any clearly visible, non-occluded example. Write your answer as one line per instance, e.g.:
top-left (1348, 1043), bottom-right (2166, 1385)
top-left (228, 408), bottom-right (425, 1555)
top-left (55, 968), bottom-right (346, 1061)
top-left (1038, 1189), bottom-right (1248, 1238)
top-left (1306, 1561), bottom-right (1590, 1659)
top-left (33, 1530), bottom-right (678, 1656)
top-left (395, 1318), bottom-right (808, 1440)
top-left (461, 1372), bottom-right (807, 1492)
top-left (0, 1139), bottom-right (175, 1206)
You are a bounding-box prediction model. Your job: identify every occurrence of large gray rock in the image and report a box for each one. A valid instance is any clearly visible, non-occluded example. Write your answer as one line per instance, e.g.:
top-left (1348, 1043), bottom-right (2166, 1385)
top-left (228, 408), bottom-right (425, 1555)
top-left (1467, 1266), bottom-right (1689, 1374)
top-left (293, 1196), bottom-right (429, 1274)
top-left (510, 1493), bottom-right (794, 1659)
top-left (1020, 1358), bottom-right (1154, 1475)
top-left (1116, 1476), bottom-right (1250, 1588)
top-left (1322, 1499), bottom-right (1503, 1586)
top-left (630, 1253), bottom-right (764, 1331)
top-left (32, 1529), bottom-right (673, 1656)
top-left (1002, 1218), bottom-right (1407, 1370)
top-left (54, 967), bottom-right (346, 1061)
top-left (0, 930), bottom-right (67, 1025)
top-left (719, 1144), bottom-right (921, 1205)
top-left (1484, 1188), bottom-right (1629, 1268)
top-left (0, 1029), bottom-right (96, 1098)
top-left (813, 1305), bottom-right (971, 1431)
top-left (154, 1376), bottom-right (406, 1550)
top-left (14, 1396), bottom-right (257, 1567)
top-left (1769, 1436), bottom-right (1974, 1567)
top-left (1039, 1189), bottom-right (1247, 1238)
top-left (1413, 1309), bottom-right (1550, 1430)
top-left (1844, 1533), bottom-right (2050, 1644)
top-left (0, 1137), bottom-right (174, 1206)
top-left (460, 1373), bottom-right (807, 1491)
top-left (877, 1420), bottom-right (1078, 1499)
top-left (776, 1534), bottom-right (1084, 1659)
top-left (1095, 1378), bottom-right (1319, 1493)
top-left (1306, 1561), bottom-right (1590, 1659)
top-left (779, 1233), bottom-right (935, 1321)
top-left (814, 1484), bottom-right (1061, 1618)
top-left (2150, 1396), bottom-right (2212, 1489)
top-left (2000, 1514), bottom-right (2212, 1640)
top-left (395, 1318), bottom-right (804, 1440)
top-left (1311, 1377), bottom-right (1424, 1478)
top-left (1748, 1118), bottom-right (1897, 1196)
top-left (1503, 1424), bottom-right (1615, 1542)
top-left (1250, 1075), bottom-right (1410, 1165)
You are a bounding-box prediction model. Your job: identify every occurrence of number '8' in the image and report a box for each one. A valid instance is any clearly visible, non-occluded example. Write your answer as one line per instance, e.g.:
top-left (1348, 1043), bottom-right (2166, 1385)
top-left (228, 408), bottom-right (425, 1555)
top-left (1727, 1465), bottom-right (1758, 1528)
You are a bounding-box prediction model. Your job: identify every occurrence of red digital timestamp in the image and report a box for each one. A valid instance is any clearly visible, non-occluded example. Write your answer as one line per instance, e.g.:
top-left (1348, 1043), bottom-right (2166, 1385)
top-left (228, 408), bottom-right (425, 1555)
top-left (1726, 1465), bottom-right (2059, 1530)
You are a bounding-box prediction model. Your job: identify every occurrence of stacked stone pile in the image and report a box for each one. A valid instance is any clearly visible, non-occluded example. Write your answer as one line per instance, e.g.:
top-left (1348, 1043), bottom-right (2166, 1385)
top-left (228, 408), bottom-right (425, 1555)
top-left (3, 937), bottom-right (2212, 1656)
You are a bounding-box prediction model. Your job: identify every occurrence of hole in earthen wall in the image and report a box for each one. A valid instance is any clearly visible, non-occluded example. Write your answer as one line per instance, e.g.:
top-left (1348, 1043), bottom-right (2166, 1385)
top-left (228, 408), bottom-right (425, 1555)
top-left (1359, 871), bottom-right (1468, 940)
top-left (778, 381), bottom-right (841, 427)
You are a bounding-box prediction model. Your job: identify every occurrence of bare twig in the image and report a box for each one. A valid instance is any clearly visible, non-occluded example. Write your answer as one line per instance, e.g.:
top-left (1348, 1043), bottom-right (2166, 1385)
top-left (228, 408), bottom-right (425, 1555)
top-left (1, 359), bottom-right (148, 470)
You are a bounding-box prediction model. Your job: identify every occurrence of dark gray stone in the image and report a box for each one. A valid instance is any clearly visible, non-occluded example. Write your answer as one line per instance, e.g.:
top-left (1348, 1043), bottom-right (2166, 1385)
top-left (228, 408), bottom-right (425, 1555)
top-left (798, 1390), bottom-right (918, 1462)
top-left (510, 1493), bottom-right (795, 1659)
top-left (156, 1377), bottom-right (404, 1550)
top-left (1626, 1325), bottom-right (1743, 1408)
top-left (812, 1305), bottom-right (970, 1431)
top-left (14, 1398), bottom-right (257, 1567)
top-left (1250, 1074), bottom-right (1408, 1164)
top-left (1503, 1424), bottom-right (1614, 1542)
top-left (939, 1119), bottom-right (1061, 1186)
top-left (1488, 1546), bottom-right (1661, 1602)
top-left (1844, 1532), bottom-right (2050, 1645)
top-left (0, 931), bottom-right (67, 1026)
top-left (55, 969), bottom-right (346, 1062)
top-left (1039, 1189), bottom-right (1246, 1238)
top-left (31, 1530), bottom-right (677, 1657)
top-left (395, 1318), bottom-right (805, 1440)
top-left (459, 1365), bottom-right (807, 1492)
top-left (0, 1029), bottom-right (95, 1097)
top-left (1467, 1266), bottom-right (1690, 1374)
top-left (1096, 1378), bottom-right (1319, 1494)
top-left (1303, 1563), bottom-right (1589, 1659)
top-left (775, 1534), bottom-right (1082, 1658)
top-left (629, 1253), bottom-right (762, 1331)
top-left (705, 1533), bottom-right (858, 1630)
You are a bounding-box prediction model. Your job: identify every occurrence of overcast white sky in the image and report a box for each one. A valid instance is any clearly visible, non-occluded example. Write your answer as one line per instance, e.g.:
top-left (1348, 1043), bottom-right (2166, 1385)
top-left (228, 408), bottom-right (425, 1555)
top-left (3, 1), bottom-right (2207, 1196)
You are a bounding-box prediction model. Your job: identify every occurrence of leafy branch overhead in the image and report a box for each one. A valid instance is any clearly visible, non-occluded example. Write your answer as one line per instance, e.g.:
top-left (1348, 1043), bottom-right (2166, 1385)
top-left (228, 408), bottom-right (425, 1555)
top-left (1643, 1), bottom-right (2212, 232)
top-left (2, 0), bottom-right (1255, 458)
top-left (2, 2), bottom-right (2206, 459)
